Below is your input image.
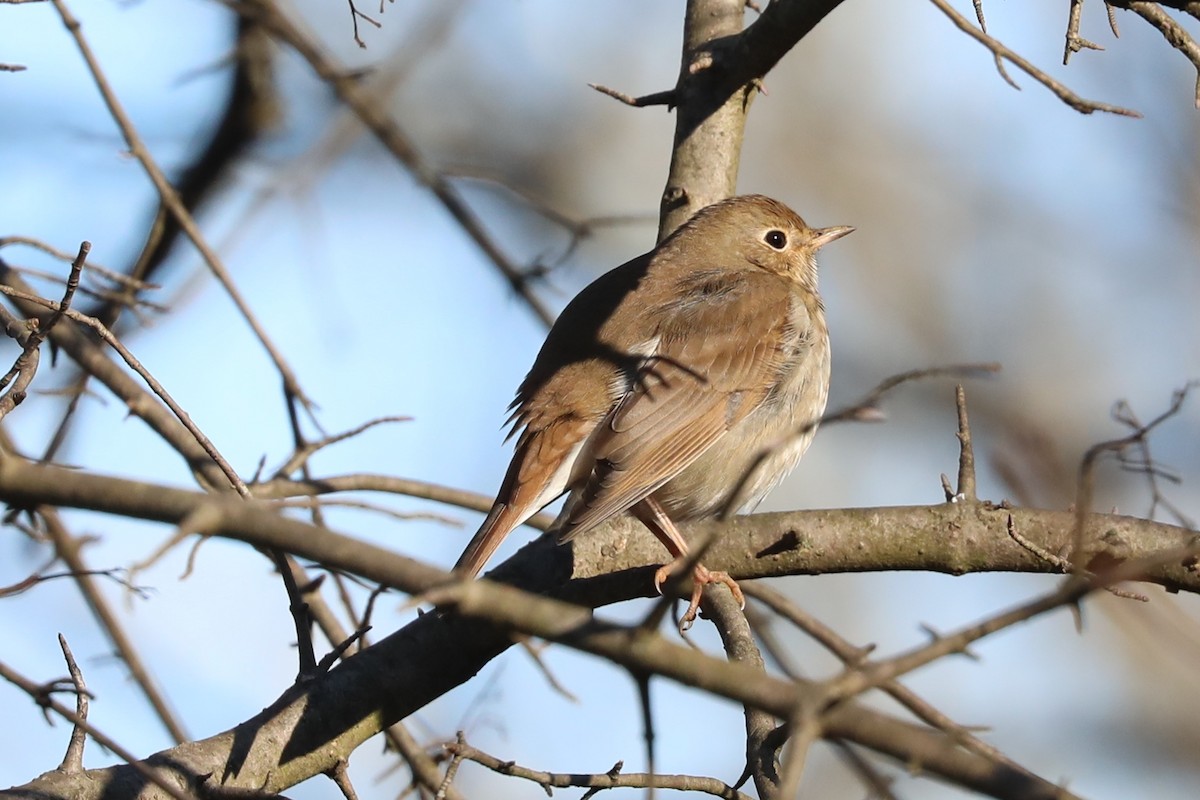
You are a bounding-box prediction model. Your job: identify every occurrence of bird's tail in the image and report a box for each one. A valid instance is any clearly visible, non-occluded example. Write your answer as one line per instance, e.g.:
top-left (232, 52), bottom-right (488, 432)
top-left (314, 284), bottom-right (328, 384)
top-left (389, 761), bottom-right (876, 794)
top-left (452, 502), bottom-right (523, 577)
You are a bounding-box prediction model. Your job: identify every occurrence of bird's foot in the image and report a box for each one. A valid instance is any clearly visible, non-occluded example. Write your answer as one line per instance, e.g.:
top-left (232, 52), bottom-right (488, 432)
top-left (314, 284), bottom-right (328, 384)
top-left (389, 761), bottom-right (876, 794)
top-left (654, 560), bottom-right (745, 632)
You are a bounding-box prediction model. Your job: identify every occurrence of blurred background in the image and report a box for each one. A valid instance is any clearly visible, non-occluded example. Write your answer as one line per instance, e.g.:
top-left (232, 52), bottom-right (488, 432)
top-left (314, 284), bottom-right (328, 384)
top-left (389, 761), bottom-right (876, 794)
top-left (1, 0), bottom-right (1198, 797)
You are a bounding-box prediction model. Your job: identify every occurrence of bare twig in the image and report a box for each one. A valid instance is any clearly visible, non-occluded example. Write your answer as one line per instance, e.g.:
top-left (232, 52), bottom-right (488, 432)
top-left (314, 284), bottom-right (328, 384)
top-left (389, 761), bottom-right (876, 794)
top-left (822, 541), bottom-right (1200, 706)
top-left (929, 0), bottom-right (1141, 116)
top-left (0, 563), bottom-right (147, 599)
top-left (744, 582), bottom-right (1028, 773)
top-left (56, 635), bottom-right (89, 773)
top-left (0, 282), bottom-right (249, 495)
top-left (704, 589), bottom-right (782, 798)
top-left (0, 658), bottom-right (199, 800)
top-left (971, 0), bottom-right (1018, 87)
top-left (954, 384), bottom-right (977, 501)
top-left (388, 723), bottom-right (465, 800)
top-left (519, 638), bottom-right (580, 703)
top-left (445, 735), bottom-right (751, 799)
top-left (587, 83), bottom-right (677, 107)
top-left (0, 242), bottom-right (88, 420)
top-left (1110, 397), bottom-right (1196, 529)
top-left (114, 16), bottom-right (277, 330)
top-left (0, 313), bottom-right (39, 419)
top-left (0, 236), bottom-right (159, 291)
top-left (1117, 1), bottom-right (1200, 106)
top-left (255, 472), bottom-right (557, 530)
top-left (437, 731), bottom-right (469, 800)
top-left (1007, 515), bottom-right (1149, 601)
top-left (1005, 515), bottom-right (1074, 572)
top-left (271, 415), bottom-right (413, 478)
top-left (127, 505), bottom-right (222, 583)
top-left (633, 672), bottom-right (657, 797)
top-left (435, 168), bottom-right (657, 276)
top-left (1073, 384), bottom-right (1196, 560)
top-left (831, 742), bottom-right (900, 800)
top-left (776, 703), bottom-right (820, 800)
top-left (345, 0), bottom-right (380, 48)
top-left (234, 0), bottom-right (557, 327)
top-left (50, 0), bottom-right (317, 420)
top-left (721, 362), bottom-right (1001, 518)
top-left (1063, 0), bottom-right (1105, 64)
top-left (327, 758), bottom-right (359, 800)
top-left (0, 420), bottom-right (192, 744)
top-left (276, 496), bottom-right (462, 526)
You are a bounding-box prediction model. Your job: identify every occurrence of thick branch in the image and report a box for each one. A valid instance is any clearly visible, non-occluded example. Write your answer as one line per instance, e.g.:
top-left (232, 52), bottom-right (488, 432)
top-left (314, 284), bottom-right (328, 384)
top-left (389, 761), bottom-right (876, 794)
top-left (658, 0), bottom-right (848, 235)
top-left (3, 456), bottom-right (1196, 601)
top-left (1, 454), bottom-right (1193, 797)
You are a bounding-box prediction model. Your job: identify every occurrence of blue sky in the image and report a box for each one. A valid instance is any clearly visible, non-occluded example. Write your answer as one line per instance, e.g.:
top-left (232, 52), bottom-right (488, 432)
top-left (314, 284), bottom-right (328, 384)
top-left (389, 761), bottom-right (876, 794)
top-left (2, 1), bottom-right (1199, 797)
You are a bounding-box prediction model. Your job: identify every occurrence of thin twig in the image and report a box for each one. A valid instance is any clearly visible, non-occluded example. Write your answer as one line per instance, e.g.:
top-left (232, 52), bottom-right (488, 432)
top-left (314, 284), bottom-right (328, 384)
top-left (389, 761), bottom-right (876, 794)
top-left (1119, 1), bottom-right (1200, 107)
top-left (345, 0), bottom-right (380, 48)
top-left (929, 0), bottom-right (1141, 116)
top-left (436, 168), bottom-right (657, 276)
top-left (1111, 398), bottom-right (1196, 529)
top-left (744, 582), bottom-right (1025, 771)
top-left (587, 83), bottom-right (677, 107)
top-left (0, 564), bottom-right (147, 599)
top-left (56, 634), bottom-right (90, 773)
top-left (832, 741), bottom-right (900, 800)
top-left (50, 0), bottom-right (317, 419)
top-left (519, 639), bottom-right (580, 703)
top-left (275, 496), bottom-right (462, 526)
top-left (254, 472), bottom-right (557, 529)
top-left (444, 735), bottom-right (751, 799)
top-left (1063, 0), bottom-right (1105, 64)
top-left (954, 384), bottom-right (977, 501)
top-left (0, 243), bottom-right (88, 420)
top-left (234, 0), bottom-right (557, 328)
top-left (704, 589), bottom-right (782, 798)
top-left (1006, 515), bottom-right (1149, 601)
top-left (0, 283), bottom-right (250, 495)
top-left (0, 236), bottom-right (160, 292)
top-left (0, 658), bottom-right (199, 800)
top-left (1073, 384), bottom-right (1196, 562)
top-left (271, 415), bottom-right (412, 478)
top-left (822, 541), bottom-right (1200, 705)
top-left (776, 703), bottom-right (820, 800)
top-left (0, 424), bottom-right (193, 744)
top-left (971, 0), bottom-right (1018, 87)
top-left (721, 362), bottom-right (1001, 518)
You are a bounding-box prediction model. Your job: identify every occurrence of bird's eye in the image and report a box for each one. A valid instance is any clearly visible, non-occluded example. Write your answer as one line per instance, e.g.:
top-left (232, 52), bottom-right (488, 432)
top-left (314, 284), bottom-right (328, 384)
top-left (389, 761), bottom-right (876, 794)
top-left (764, 229), bottom-right (788, 250)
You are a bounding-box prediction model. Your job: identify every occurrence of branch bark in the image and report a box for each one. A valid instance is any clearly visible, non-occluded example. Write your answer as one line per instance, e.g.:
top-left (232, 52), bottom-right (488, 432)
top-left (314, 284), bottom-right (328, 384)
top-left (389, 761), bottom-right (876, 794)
top-left (1, 451), bottom-right (1193, 798)
top-left (657, 0), bottom-right (848, 235)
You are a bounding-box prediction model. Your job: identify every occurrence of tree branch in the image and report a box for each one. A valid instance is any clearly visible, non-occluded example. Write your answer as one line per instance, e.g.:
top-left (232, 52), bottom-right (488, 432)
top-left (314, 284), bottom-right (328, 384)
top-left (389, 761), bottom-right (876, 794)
top-left (1, 450), bottom-right (1192, 797)
top-left (657, 0), bottom-right (848, 235)
top-left (232, 0), bottom-right (557, 327)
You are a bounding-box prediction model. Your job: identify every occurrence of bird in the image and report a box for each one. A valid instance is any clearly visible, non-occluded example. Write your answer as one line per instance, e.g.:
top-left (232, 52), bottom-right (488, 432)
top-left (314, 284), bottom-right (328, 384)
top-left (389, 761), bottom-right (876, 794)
top-left (454, 194), bottom-right (852, 629)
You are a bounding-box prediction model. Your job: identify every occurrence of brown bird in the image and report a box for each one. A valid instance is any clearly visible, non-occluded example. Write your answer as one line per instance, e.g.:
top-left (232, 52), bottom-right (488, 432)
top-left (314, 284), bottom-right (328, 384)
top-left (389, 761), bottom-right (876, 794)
top-left (454, 194), bottom-right (852, 628)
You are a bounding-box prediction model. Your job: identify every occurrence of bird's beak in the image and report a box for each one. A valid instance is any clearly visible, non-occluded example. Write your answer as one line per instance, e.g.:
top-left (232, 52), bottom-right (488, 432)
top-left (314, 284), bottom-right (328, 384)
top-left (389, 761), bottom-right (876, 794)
top-left (811, 225), bottom-right (855, 250)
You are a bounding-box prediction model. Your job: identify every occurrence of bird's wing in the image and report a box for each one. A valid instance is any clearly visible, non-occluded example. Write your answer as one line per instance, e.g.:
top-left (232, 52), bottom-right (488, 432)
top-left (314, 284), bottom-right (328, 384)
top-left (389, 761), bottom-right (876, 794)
top-left (557, 269), bottom-right (795, 541)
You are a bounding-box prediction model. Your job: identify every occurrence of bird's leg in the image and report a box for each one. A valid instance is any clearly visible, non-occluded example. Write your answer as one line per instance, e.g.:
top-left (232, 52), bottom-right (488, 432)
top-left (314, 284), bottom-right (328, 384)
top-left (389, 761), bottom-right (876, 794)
top-left (632, 497), bottom-right (745, 631)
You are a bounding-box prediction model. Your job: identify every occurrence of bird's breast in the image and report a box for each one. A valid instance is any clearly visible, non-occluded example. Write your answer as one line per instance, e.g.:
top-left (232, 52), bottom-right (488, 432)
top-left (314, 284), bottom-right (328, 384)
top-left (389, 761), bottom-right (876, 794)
top-left (653, 298), bottom-right (830, 519)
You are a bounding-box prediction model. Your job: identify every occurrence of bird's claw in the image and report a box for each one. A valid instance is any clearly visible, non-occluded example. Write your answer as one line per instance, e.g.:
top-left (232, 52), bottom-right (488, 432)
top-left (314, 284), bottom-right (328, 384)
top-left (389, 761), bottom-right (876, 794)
top-left (654, 561), bottom-right (745, 632)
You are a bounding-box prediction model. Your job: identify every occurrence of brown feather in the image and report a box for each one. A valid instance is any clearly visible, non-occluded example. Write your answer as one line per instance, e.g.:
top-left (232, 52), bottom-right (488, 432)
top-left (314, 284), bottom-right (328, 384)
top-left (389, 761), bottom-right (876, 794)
top-left (453, 194), bottom-right (852, 581)
top-left (557, 271), bottom-right (792, 540)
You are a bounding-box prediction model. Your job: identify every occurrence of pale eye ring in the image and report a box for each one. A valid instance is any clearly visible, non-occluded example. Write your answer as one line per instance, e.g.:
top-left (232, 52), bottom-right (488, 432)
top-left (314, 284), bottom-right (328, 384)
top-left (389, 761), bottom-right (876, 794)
top-left (764, 229), bottom-right (788, 250)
